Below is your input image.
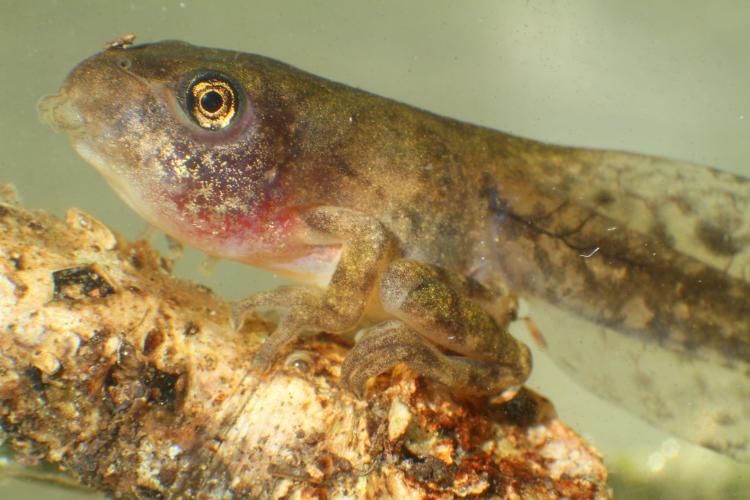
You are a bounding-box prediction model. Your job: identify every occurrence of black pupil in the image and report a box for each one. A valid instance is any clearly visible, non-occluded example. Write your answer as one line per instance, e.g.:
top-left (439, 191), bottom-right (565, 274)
top-left (200, 90), bottom-right (224, 113)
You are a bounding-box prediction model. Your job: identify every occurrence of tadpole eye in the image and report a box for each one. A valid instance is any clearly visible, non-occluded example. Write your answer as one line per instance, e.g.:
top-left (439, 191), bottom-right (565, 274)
top-left (185, 74), bottom-right (238, 130)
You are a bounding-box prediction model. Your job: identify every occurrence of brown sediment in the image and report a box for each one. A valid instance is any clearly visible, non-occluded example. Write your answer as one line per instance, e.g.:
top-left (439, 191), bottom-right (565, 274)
top-left (0, 184), bottom-right (610, 498)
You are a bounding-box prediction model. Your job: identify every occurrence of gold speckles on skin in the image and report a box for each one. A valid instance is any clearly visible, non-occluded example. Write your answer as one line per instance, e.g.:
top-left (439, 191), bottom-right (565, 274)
top-left (170, 159), bottom-right (190, 180)
top-left (157, 141), bottom-right (191, 180)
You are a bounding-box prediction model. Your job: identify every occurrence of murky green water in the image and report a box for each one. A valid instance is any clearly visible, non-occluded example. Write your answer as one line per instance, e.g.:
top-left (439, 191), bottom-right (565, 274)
top-left (1, 1), bottom-right (748, 498)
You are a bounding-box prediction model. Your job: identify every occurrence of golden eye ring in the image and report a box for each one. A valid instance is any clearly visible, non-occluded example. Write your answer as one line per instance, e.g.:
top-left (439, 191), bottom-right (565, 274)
top-left (186, 76), bottom-right (238, 130)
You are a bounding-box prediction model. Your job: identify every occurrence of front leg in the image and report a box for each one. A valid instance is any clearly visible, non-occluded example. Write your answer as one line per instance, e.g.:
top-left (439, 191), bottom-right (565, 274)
top-left (232, 206), bottom-right (399, 371)
top-left (234, 206), bottom-right (531, 400)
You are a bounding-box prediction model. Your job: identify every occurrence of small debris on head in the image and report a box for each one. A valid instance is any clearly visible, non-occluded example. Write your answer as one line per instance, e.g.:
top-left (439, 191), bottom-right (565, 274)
top-left (104, 33), bottom-right (136, 50)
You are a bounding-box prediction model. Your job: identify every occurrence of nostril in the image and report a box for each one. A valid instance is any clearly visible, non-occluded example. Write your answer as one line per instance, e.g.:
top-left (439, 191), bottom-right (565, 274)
top-left (117, 58), bottom-right (132, 70)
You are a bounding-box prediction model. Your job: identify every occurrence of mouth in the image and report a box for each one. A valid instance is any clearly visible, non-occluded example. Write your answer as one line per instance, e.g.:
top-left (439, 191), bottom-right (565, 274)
top-left (37, 93), bottom-right (85, 133)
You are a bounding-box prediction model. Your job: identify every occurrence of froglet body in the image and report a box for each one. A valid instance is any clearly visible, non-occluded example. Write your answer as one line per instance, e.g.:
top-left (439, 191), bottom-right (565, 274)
top-left (40, 40), bottom-right (750, 460)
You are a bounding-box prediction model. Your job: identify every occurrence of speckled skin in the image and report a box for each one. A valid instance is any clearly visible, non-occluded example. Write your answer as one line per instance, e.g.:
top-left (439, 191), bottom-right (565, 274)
top-left (41, 41), bottom-right (750, 452)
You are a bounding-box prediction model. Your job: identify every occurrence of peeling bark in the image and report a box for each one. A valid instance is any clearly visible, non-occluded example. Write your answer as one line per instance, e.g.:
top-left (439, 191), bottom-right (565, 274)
top-left (0, 184), bottom-right (610, 499)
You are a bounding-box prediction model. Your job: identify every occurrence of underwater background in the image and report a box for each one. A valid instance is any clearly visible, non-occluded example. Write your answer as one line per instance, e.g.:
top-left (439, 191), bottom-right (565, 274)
top-left (1, 1), bottom-right (748, 498)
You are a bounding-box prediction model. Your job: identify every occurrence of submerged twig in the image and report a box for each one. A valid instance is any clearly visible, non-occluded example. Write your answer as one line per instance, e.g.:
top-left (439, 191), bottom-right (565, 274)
top-left (0, 184), bottom-right (609, 499)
